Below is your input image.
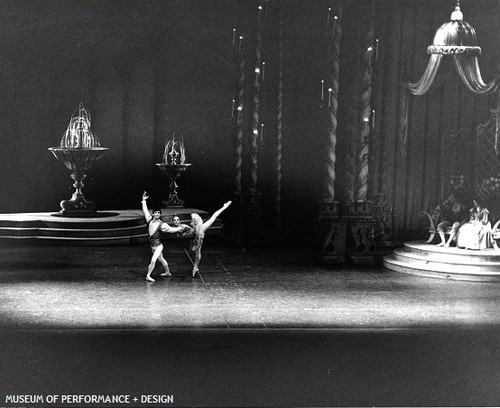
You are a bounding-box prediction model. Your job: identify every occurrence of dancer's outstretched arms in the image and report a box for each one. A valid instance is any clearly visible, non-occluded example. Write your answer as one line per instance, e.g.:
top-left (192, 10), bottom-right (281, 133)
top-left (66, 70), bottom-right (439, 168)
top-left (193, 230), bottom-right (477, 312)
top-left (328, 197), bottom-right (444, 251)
top-left (160, 223), bottom-right (185, 233)
top-left (142, 192), bottom-right (152, 223)
top-left (180, 224), bottom-right (195, 237)
top-left (201, 201), bottom-right (232, 233)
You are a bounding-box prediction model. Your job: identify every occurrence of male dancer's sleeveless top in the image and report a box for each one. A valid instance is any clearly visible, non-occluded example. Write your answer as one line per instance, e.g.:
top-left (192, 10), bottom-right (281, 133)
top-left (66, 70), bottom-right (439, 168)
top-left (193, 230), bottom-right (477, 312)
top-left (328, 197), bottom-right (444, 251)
top-left (148, 221), bottom-right (161, 247)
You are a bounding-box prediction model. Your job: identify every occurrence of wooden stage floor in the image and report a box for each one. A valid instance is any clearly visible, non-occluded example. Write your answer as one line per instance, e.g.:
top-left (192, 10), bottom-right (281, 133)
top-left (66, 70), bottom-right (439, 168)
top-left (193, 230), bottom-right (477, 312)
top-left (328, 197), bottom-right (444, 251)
top-left (1, 242), bottom-right (500, 406)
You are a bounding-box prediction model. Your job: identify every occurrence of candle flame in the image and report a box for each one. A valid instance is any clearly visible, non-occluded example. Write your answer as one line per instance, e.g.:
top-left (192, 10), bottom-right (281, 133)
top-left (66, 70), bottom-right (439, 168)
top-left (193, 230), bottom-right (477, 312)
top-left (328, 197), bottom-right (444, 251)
top-left (60, 102), bottom-right (100, 148)
top-left (162, 132), bottom-right (186, 165)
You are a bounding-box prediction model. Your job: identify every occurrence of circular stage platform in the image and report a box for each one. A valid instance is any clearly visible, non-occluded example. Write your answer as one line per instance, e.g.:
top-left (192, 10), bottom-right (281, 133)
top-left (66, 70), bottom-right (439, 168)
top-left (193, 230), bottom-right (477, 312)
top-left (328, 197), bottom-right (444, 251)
top-left (0, 208), bottom-right (221, 245)
top-left (383, 241), bottom-right (500, 282)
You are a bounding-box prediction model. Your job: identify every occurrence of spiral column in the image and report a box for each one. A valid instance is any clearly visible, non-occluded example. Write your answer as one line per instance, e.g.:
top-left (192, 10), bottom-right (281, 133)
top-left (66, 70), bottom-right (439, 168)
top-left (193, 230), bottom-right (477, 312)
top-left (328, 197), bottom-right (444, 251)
top-left (345, 0), bottom-right (377, 262)
top-left (322, 10), bottom-right (342, 206)
top-left (233, 38), bottom-right (245, 199)
top-left (233, 3), bottom-right (266, 244)
top-left (249, 5), bottom-right (263, 202)
top-left (355, 3), bottom-right (374, 203)
top-left (316, 5), bottom-right (346, 262)
top-left (275, 8), bottom-right (284, 233)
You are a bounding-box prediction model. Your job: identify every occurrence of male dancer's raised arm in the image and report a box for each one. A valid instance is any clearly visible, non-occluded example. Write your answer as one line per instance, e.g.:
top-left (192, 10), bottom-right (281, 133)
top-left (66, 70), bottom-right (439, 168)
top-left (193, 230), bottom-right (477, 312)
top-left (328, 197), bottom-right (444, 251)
top-left (142, 191), bottom-right (152, 223)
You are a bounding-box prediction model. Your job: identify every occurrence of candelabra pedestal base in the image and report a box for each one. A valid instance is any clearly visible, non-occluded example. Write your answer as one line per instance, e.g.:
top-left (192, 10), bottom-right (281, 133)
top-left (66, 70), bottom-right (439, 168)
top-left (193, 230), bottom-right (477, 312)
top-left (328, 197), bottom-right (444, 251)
top-left (315, 214), bottom-right (347, 263)
top-left (56, 172), bottom-right (96, 216)
top-left (315, 201), bottom-right (378, 264)
top-left (48, 147), bottom-right (108, 217)
top-left (344, 215), bottom-right (377, 263)
top-left (156, 163), bottom-right (191, 208)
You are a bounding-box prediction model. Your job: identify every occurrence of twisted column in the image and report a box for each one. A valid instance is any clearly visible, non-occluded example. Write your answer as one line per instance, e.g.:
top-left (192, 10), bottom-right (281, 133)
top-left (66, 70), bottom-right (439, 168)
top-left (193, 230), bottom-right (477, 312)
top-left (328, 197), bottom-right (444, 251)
top-left (233, 39), bottom-right (245, 196)
top-left (345, 102), bottom-right (358, 203)
top-left (322, 8), bottom-right (342, 205)
top-left (276, 8), bottom-right (284, 229)
top-left (355, 1), bottom-right (375, 202)
top-left (249, 5), bottom-right (263, 201)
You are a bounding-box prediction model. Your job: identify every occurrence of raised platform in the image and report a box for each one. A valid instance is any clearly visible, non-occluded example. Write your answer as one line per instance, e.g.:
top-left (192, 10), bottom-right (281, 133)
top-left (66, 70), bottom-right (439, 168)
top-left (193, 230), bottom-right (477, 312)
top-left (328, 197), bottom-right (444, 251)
top-left (0, 208), bottom-right (222, 245)
top-left (383, 241), bottom-right (500, 282)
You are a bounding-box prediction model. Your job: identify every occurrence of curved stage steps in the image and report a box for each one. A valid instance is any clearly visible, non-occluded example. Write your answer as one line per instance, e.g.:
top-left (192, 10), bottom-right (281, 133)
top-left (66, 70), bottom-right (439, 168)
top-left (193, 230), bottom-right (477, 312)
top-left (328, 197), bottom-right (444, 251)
top-left (383, 241), bottom-right (500, 282)
top-left (0, 208), bottom-right (221, 245)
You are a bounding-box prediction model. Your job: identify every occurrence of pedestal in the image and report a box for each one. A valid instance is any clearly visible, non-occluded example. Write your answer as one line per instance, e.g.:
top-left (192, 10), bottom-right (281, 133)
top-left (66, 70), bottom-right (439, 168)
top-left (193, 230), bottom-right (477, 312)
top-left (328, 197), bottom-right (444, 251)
top-left (48, 147), bottom-right (109, 217)
top-left (156, 163), bottom-right (191, 208)
top-left (315, 200), bottom-right (378, 263)
top-left (315, 201), bottom-right (346, 262)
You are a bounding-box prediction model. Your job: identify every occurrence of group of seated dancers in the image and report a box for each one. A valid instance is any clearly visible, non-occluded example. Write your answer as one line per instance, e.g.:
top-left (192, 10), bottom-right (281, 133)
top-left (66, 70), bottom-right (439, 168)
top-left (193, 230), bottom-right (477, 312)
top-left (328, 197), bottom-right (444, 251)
top-left (142, 192), bottom-right (232, 282)
top-left (436, 198), bottom-right (494, 250)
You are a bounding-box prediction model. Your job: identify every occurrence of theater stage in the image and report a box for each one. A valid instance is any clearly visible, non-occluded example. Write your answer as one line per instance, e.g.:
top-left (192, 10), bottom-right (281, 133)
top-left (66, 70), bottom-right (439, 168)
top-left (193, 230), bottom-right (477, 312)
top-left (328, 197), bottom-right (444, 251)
top-left (0, 242), bottom-right (500, 407)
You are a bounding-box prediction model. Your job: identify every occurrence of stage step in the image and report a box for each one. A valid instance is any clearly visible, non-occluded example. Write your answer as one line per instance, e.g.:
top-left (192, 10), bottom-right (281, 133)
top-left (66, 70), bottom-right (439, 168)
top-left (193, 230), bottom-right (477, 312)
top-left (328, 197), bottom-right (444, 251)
top-left (383, 241), bottom-right (500, 282)
top-left (0, 209), bottom-right (222, 245)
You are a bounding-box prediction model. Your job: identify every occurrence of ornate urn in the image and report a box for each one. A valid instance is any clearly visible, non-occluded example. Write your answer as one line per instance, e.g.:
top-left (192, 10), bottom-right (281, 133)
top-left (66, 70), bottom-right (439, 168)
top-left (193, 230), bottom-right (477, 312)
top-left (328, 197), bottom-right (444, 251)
top-left (156, 133), bottom-right (191, 208)
top-left (48, 103), bottom-right (109, 216)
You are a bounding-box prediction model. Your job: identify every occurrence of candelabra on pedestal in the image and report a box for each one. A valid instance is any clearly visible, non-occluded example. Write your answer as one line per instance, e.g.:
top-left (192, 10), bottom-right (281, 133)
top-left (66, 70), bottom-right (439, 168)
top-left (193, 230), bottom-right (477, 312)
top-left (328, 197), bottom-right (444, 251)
top-left (156, 133), bottom-right (191, 208)
top-left (48, 103), bottom-right (108, 216)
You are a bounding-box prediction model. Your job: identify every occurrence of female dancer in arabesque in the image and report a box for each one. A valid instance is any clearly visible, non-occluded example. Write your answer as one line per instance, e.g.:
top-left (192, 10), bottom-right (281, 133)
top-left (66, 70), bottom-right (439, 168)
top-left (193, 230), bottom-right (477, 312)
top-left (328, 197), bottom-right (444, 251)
top-left (183, 201), bottom-right (232, 277)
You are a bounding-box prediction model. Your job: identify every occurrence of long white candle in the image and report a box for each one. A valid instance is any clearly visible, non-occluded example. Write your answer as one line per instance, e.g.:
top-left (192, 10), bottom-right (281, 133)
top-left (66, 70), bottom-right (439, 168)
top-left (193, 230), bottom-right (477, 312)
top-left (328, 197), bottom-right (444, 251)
top-left (332, 16), bottom-right (338, 36)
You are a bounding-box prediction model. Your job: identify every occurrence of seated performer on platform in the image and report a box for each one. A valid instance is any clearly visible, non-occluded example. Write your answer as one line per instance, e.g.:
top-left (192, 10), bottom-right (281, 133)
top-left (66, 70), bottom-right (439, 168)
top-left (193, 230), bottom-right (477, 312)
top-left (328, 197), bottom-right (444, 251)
top-left (142, 192), bottom-right (189, 282)
top-left (456, 199), bottom-right (493, 250)
top-left (183, 200), bottom-right (232, 277)
top-left (436, 198), bottom-right (468, 247)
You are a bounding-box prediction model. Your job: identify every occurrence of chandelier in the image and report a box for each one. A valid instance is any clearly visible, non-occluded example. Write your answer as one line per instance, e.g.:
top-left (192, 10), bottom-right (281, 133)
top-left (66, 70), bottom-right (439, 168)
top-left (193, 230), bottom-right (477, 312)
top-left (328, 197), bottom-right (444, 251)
top-left (409, 1), bottom-right (499, 96)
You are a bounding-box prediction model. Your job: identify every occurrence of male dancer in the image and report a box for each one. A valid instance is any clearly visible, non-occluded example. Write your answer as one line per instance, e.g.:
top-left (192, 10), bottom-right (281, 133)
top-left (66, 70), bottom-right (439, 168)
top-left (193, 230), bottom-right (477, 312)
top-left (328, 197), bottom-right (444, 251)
top-left (142, 191), bottom-right (188, 282)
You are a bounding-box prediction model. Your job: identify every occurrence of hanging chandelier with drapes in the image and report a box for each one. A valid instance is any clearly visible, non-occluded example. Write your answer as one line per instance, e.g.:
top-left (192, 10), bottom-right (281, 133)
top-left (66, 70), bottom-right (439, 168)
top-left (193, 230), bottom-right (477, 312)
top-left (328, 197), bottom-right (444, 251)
top-left (409, 1), bottom-right (500, 96)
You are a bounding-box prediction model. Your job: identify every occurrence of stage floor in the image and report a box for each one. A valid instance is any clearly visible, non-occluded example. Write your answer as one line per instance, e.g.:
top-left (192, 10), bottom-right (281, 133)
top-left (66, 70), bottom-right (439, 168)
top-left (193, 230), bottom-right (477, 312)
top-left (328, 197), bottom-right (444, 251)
top-left (1, 243), bottom-right (500, 406)
top-left (1, 242), bottom-right (500, 329)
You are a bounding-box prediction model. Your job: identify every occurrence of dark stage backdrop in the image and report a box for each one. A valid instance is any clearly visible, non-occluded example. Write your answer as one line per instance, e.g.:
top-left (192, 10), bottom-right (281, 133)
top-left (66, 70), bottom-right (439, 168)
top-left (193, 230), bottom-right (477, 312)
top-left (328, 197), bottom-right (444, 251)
top-left (0, 0), bottom-right (498, 243)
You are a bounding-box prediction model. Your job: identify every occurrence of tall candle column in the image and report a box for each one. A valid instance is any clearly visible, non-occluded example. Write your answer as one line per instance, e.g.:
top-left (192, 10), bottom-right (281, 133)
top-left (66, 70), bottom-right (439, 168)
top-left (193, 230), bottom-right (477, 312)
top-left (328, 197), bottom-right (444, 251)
top-left (322, 10), bottom-right (342, 205)
top-left (354, 0), bottom-right (375, 203)
top-left (315, 6), bottom-right (346, 262)
top-left (249, 5), bottom-right (263, 203)
top-left (276, 7), bottom-right (284, 230)
top-left (234, 36), bottom-right (245, 197)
